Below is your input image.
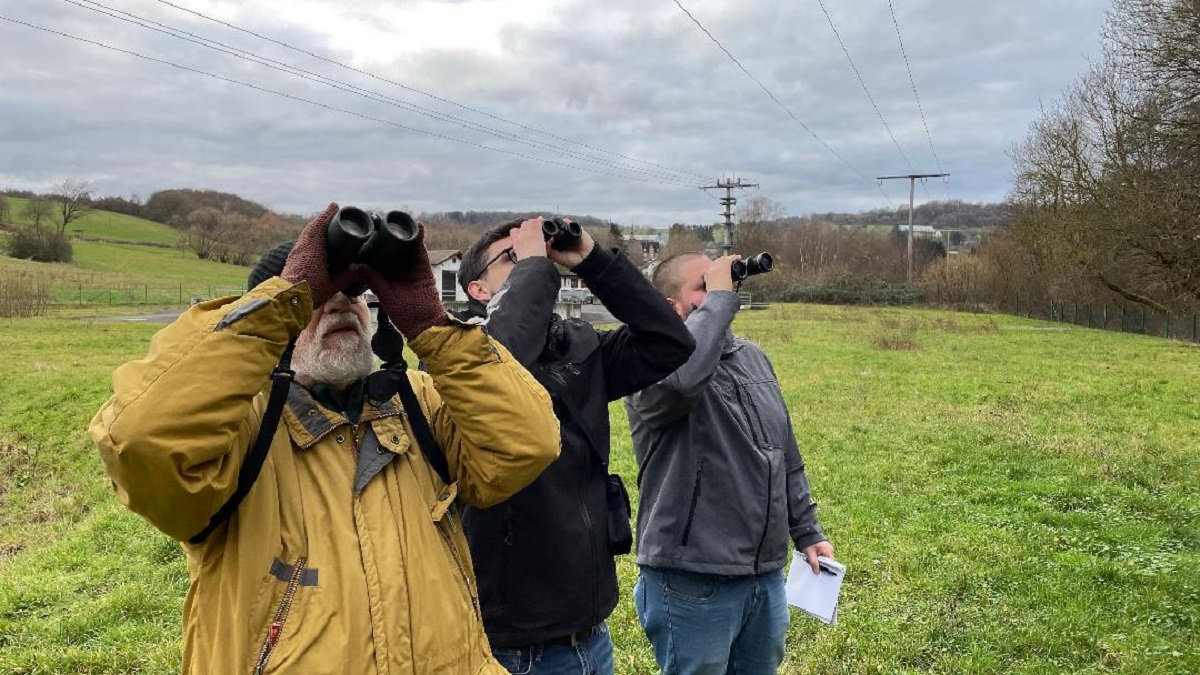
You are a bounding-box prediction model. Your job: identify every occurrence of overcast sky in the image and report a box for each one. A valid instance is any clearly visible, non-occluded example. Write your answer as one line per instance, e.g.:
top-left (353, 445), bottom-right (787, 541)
top-left (0, 0), bottom-right (1111, 226)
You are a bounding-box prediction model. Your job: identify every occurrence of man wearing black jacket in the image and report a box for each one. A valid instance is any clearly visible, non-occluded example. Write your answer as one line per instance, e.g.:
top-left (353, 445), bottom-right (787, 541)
top-left (458, 216), bottom-right (695, 675)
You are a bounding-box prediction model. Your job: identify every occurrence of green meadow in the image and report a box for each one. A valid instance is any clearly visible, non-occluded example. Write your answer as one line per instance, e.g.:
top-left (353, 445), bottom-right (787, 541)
top-left (0, 303), bottom-right (1197, 673)
top-left (1, 197), bottom-right (181, 246)
top-left (0, 199), bottom-right (249, 304)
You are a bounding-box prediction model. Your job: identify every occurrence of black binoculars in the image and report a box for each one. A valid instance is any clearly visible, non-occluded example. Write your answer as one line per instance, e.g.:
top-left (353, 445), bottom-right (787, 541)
top-left (541, 217), bottom-right (582, 251)
top-left (731, 252), bottom-right (773, 281)
top-left (326, 206), bottom-right (420, 280)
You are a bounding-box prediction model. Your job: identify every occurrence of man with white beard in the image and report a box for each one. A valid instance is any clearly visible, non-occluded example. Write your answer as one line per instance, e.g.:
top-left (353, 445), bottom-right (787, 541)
top-left (90, 202), bottom-right (560, 675)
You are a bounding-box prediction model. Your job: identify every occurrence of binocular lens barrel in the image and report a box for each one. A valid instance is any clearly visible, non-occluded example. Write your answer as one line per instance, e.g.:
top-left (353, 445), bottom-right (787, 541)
top-left (543, 217), bottom-right (582, 251)
top-left (327, 206), bottom-right (374, 272)
top-left (731, 252), bottom-right (774, 281)
top-left (325, 205), bottom-right (422, 280)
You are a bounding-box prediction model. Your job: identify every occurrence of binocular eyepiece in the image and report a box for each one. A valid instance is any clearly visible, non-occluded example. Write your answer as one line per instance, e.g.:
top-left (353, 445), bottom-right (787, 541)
top-left (541, 217), bottom-right (582, 251)
top-left (731, 252), bottom-right (773, 281)
top-left (326, 206), bottom-right (420, 284)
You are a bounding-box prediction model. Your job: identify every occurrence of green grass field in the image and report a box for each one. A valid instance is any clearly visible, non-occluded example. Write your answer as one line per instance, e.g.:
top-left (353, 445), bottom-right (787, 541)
top-left (0, 305), bottom-right (1197, 674)
top-left (0, 237), bottom-right (251, 304)
top-left (1, 197), bottom-right (182, 246)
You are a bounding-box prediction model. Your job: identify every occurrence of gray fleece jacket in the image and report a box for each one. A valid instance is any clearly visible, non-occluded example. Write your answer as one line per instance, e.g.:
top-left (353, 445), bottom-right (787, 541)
top-left (624, 290), bottom-right (825, 576)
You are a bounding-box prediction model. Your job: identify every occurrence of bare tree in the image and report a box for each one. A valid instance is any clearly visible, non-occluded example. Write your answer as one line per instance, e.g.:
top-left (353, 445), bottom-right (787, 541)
top-left (22, 197), bottom-right (52, 230)
top-left (50, 179), bottom-right (94, 236)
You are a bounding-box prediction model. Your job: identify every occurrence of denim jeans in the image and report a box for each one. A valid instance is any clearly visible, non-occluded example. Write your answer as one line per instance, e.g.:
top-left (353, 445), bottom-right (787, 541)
top-left (635, 567), bottom-right (788, 675)
top-left (491, 622), bottom-right (614, 675)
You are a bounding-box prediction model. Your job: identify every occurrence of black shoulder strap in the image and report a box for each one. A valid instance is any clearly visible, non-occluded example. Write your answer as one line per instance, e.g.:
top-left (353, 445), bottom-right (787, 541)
top-left (189, 337), bottom-right (297, 545)
top-left (370, 308), bottom-right (451, 486)
top-left (391, 366), bottom-right (452, 486)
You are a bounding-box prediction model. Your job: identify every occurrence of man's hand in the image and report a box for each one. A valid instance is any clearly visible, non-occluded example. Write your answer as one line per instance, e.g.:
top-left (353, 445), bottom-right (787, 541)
top-left (511, 218), bottom-right (549, 261)
top-left (281, 202), bottom-right (362, 308)
top-left (802, 540), bottom-right (835, 575)
top-left (362, 220), bottom-right (450, 342)
top-left (547, 218), bottom-right (595, 269)
top-left (703, 254), bottom-right (742, 294)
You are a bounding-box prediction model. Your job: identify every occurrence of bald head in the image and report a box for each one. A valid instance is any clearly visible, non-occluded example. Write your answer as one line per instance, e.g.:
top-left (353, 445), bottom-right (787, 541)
top-left (652, 252), bottom-right (708, 300)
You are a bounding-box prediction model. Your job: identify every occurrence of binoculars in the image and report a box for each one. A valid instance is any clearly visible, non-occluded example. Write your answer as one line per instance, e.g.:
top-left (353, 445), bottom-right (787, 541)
top-left (541, 217), bottom-right (583, 251)
top-left (731, 252), bottom-right (773, 281)
top-left (327, 206), bottom-right (420, 281)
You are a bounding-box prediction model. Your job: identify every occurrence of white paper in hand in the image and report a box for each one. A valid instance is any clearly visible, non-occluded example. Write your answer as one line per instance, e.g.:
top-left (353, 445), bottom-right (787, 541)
top-left (784, 552), bottom-right (844, 625)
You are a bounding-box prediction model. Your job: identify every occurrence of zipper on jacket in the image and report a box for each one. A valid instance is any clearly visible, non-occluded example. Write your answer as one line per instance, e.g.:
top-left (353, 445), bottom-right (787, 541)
top-left (734, 386), bottom-right (764, 447)
top-left (580, 453), bottom-right (599, 622)
top-left (752, 459), bottom-right (773, 574)
top-left (680, 460), bottom-right (705, 547)
top-left (436, 515), bottom-right (481, 617)
top-left (253, 555), bottom-right (307, 675)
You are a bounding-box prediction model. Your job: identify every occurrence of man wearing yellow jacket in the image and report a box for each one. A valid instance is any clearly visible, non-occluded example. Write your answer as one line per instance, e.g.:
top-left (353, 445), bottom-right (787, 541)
top-left (89, 203), bottom-right (560, 675)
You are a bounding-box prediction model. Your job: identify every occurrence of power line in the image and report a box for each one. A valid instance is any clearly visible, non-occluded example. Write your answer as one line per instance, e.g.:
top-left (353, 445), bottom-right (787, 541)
top-left (0, 13), bottom-right (693, 188)
top-left (886, 0), bottom-right (950, 200)
top-left (61, 0), bottom-right (698, 186)
top-left (815, 0), bottom-right (916, 173)
top-left (670, 0), bottom-right (895, 208)
top-left (150, 0), bottom-right (710, 183)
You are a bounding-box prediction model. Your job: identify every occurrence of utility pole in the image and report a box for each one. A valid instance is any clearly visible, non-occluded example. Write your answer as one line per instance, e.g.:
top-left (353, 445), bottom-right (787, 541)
top-left (700, 177), bottom-right (759, 255)
top-left (877, 173), bottom-right (950, 283)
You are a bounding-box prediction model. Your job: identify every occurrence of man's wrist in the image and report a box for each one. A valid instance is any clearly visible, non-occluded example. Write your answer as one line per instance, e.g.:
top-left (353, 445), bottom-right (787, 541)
top-left (570, 245), bottom-right (614, 277)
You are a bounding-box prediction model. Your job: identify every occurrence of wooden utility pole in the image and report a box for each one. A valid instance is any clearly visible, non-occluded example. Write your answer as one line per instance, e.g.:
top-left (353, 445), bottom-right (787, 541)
top-left (877, 173), bottom-right (950, 282)
top-left (700, 177), bottom-right (759, 255)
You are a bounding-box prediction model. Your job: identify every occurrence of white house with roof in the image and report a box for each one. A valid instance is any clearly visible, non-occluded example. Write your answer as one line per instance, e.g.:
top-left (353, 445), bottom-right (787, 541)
top-left (428, 250), bottom-right (467, 304)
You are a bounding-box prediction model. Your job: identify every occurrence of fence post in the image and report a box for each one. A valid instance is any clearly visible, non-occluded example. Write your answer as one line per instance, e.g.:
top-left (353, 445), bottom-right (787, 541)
top-left (144, 284), bottom-right (148, 304)
top-left (1193, 313), bottom-right (1198, 343)
top-left (179, 284), bottom-right (183, 304)
top-left (1165, 313), bottom-right (1171, 339)
top-left (1120, 307), bottom-right (1126, 332)
top-left (1087, 305), bottom-right (1092, 328)
top-left (108, 288), bottom-right (112, 305)
top-left (1102, 305), bottom-right (1108, 330)
top-left (78, 283), bottom-right (83, 306)
top-left (1073, 303), bottom-right (1078, 325)
top-left (1140, 308), bottom-right (1147, 334)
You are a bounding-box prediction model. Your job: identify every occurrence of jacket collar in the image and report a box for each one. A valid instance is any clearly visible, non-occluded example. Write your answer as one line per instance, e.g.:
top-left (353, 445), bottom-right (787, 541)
top-left (282, 381), bottom-right (401, 449)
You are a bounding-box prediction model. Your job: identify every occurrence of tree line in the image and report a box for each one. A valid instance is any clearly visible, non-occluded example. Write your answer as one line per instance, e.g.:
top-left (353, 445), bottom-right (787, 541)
top-left (927, 0), bottom-right (1200, 316)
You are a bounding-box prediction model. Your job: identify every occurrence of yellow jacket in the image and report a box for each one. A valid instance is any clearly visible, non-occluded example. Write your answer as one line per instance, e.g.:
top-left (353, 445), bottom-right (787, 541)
top-left (89, 278), bottom-right (560, 675)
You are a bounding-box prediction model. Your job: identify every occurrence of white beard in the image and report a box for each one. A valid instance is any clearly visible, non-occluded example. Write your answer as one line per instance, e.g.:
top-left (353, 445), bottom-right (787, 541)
top-left (292, 313), bottom-right (375, 390)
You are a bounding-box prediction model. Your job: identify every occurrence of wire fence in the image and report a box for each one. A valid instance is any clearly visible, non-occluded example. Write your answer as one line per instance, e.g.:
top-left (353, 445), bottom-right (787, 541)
top-left (50, 284), bottom-right (248, 306)
top-left (1007, 298), bottom-right (1200, 343)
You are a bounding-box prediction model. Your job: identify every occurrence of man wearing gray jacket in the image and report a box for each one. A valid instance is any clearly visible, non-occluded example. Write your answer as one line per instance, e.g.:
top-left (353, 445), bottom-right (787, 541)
top-left (624, 251), bottom-right (835, 675)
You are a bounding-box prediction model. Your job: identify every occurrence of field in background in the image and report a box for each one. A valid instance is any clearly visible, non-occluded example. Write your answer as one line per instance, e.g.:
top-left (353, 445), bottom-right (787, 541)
top-left (0, 198), bottom-right (249, 305)
top-left (0, 304), bottom-right (1197, 673)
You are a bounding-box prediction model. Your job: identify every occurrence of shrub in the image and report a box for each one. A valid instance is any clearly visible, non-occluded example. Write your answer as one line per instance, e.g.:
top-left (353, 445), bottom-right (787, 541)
top-left (0, 272), bottom-right (50, 317)
top-left (5, 227), bottom-right (73, 263)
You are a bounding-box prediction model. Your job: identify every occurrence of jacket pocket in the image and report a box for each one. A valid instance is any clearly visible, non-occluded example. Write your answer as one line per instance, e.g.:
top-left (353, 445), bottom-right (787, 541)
top-left (736, 381), bottom-right (788, 449)
top-left (680, 460), bottom-right (705, 547)
top-left (252, 555), bottom-right (307, 675)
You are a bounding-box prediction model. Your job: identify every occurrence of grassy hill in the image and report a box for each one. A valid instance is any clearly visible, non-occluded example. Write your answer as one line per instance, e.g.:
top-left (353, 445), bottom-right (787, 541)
top-left (0, 305), bottom-right (1196, 673)
top-left (1, 197), bottom-right (183, 246)
top-left (1, 198), bottom-right (250, 305)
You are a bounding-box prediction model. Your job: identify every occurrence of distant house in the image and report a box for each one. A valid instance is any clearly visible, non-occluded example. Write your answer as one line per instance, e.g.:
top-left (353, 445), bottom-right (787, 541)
top-left (896, 224), bottom-right (942, 239)
top-left (626, 233), bottom-right (665, 262)
top-left (428, 250), bottom-right (467, 304)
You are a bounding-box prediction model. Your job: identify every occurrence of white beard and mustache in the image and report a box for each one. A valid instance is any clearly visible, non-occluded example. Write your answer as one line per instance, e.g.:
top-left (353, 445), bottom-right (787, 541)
top-left (292, 311), bottom-right (375, 390)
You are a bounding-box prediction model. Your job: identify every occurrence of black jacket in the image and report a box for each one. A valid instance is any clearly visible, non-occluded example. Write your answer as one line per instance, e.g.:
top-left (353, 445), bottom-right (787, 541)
top-left (459, 247), bottom-right (694, 647)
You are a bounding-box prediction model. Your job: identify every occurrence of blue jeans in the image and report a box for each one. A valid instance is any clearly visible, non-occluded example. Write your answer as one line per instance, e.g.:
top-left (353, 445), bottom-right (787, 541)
top-left (635, 567), bottom-right (788, 675)
top-left (492, 622), bottom-right (614, 675)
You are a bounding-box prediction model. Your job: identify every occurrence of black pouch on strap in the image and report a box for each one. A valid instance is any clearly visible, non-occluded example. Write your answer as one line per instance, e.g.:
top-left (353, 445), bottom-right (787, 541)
top-left (605, 473), bottom-right (633, 555)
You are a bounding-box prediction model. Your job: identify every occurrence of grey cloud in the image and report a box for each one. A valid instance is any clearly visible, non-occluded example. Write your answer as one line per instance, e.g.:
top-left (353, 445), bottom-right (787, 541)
top-left (0, 0), bottom-right (1111, 225)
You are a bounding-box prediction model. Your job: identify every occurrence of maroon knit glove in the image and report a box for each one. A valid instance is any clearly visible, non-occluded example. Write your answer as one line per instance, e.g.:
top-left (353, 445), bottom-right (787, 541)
top-left (281, 202), bottom-right (361, 308)
top-left (361, 221), bottom-right (450, 342)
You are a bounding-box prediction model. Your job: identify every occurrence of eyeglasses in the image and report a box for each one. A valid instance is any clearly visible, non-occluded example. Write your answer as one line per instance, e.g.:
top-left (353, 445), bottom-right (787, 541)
top-left (476, 246), bottom-right (518, 280)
